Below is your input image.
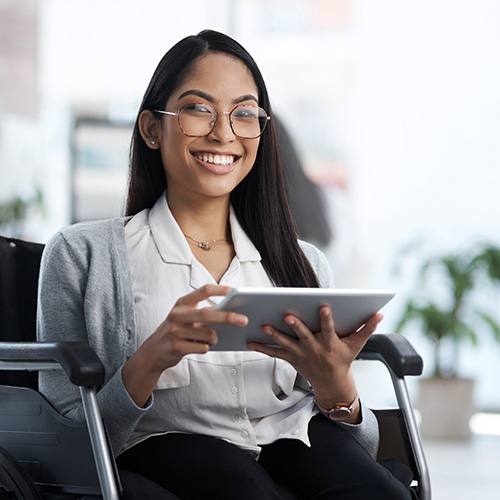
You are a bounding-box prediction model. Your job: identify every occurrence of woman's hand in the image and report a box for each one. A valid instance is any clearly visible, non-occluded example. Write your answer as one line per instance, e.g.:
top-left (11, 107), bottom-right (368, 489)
top-left (248, 307), bottom-right (383, 424)
top-left (122, 284), bottom-right (248, 407)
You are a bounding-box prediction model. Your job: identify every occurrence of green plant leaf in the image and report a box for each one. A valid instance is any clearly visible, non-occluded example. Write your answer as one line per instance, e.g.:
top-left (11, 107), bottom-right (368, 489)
top-left (475, 310), bottom-right (500, 342)
top-left (473, 246), bottom-right (500, 283)
top-left (394, 240), bottom-right (500, 377)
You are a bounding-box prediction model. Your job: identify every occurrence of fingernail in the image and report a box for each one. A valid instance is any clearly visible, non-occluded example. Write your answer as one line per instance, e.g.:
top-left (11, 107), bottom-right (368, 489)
top-left (236, 315), bottom-right (248, 326)
top-left (263, 327), bottom-right (273, 336)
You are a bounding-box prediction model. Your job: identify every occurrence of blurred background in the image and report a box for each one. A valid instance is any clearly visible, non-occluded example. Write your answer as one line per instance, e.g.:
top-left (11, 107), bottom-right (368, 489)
top-left (1, 0), bottom-right (500, 496)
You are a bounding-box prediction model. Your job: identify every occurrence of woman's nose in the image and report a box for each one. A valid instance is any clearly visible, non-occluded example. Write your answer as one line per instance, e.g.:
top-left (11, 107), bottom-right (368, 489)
top-left (208, 112), bottom-right (235, 143)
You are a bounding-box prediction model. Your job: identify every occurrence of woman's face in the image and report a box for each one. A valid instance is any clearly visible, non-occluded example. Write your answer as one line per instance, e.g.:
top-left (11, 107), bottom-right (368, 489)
top-left (157, 52), bottom-right (262, 204)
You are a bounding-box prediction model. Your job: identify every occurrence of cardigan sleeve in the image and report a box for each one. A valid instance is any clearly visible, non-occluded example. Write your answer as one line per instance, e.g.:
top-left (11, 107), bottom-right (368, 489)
top-left (37, 225), bottom-right (151, 456)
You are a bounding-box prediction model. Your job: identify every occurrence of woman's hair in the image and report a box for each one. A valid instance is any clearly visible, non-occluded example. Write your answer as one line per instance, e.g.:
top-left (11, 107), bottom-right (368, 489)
top-left (126, 29), bottom-right (319, 287)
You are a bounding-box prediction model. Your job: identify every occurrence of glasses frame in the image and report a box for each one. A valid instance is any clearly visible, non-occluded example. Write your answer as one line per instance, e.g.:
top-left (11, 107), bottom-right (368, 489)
top-left (153, 103), bottom-right (271, 139)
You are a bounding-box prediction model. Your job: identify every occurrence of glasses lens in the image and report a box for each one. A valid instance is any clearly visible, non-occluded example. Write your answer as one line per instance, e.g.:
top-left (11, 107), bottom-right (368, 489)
top-left (178, 103), bottom-right (215, 136)
top-left (230, 106), bottom-right (268, 138)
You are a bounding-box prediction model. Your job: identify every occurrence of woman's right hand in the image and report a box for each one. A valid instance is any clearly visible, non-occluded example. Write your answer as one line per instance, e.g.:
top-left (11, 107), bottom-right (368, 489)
top-left (122, 284), bottom-right (248, 407)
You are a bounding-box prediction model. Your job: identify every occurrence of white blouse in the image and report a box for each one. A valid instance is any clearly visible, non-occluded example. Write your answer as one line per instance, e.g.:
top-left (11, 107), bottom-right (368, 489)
top-left (124, 193), bottom-right (335, 456)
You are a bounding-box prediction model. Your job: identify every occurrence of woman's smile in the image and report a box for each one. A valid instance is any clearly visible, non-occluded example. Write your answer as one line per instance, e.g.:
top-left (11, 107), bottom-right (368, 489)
top-left (191, 150), bottom-right (241, 174)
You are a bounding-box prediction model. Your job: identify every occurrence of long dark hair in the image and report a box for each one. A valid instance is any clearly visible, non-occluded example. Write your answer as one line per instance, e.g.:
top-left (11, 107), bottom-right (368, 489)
top-left (126, 30), bottom-right (319, 288)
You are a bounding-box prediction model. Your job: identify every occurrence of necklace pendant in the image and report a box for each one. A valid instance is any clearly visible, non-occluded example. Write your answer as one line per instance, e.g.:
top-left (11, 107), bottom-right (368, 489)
top-left (198, 242), bottom-right (212, 251)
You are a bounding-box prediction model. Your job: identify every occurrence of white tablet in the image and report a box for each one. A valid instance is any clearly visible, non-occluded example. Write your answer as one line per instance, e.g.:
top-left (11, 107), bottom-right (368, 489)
top-left (210, 287), bottom-right (395, 351)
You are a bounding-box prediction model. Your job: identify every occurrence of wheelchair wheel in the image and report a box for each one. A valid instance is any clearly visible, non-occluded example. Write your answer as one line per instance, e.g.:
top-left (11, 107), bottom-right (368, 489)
top-left (0, 446), bottom-right (42, 500)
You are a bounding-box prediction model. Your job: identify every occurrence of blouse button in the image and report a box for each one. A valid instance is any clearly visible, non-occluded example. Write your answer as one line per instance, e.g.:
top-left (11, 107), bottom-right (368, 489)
top-left (235, 414), bottom-right (243, 422)
top-left (229, 368), bottom-right (238, 376)
top-left (241, 430), bottom-right (249, 438)
top-left (231, 386), bottom-right (238, 394)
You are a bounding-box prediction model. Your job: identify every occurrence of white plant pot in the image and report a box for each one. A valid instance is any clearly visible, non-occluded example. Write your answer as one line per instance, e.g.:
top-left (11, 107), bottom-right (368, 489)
top-left (417, 377), bottom-right (476, 439)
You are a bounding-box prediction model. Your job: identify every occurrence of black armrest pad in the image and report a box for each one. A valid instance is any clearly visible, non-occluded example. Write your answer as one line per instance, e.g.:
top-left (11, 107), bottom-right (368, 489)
top-left (0, 341), bottom-right (105, 387)
top-left (357, 334), bottom-right (423, 377)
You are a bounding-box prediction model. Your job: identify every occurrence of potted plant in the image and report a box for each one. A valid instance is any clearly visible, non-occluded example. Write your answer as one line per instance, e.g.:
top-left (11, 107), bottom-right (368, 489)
top-left (0, 187), bottom-right (44, 238)
top-left (395, 242), bottom-right (500, 438)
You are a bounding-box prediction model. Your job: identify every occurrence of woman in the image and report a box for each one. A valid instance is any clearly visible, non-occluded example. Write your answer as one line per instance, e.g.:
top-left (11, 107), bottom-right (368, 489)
top-left (37, 30), bottom-right (410, 499)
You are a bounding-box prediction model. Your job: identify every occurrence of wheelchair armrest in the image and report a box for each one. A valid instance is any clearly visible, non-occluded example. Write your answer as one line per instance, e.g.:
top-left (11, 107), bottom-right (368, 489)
top-left (0, 341), bottom-right (105, 387)
top-left (356, 334), bottom-right (423, 377)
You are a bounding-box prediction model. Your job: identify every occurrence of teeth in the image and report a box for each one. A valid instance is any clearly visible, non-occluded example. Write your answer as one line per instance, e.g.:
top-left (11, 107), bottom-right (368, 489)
top-left (195, 153), bottom-right (235, 165)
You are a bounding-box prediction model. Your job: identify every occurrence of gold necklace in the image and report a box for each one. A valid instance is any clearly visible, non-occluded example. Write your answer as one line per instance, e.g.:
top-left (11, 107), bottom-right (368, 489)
top-left (183, 234), bottom-right (232, 251)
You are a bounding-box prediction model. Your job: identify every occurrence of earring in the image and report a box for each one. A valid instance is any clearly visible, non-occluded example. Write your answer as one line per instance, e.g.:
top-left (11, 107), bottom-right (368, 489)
top-left (150, 140), bottom-right (156, 145)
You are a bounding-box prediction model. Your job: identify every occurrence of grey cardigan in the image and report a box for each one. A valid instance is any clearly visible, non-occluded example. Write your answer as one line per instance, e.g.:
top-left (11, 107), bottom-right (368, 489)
top-left (37, 217), bottom-right (379, 457)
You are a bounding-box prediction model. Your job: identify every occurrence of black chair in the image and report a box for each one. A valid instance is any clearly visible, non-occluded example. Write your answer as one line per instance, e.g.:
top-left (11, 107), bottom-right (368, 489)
top-left (0, 235), bottom-right (431, 500)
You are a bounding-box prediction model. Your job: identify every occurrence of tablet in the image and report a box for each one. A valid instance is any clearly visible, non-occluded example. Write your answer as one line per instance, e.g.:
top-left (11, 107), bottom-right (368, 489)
top-left (210, 287), bottom-right (395, 351)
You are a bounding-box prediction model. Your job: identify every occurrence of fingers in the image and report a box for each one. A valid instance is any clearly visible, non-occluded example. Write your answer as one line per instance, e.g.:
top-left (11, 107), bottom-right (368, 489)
top-left (247, 339), bottom-right (288, 361)
top-left (249, 306), bottom-right (334, 355)
top-left (249, 308), bottom-right (383, 359)
top-left (164, 285), bottom-right (249, 355)
top-left (176, 284), bottom-right (234, 307)
top-left (357, 312), bottom-right (384, 338)
top-left (360, 312), bottom-right (384, 339)
top-left (317, 306), bottom-right (336, 343)
top-left (171, 284), bottom-right (248, 330)
top-left (343, 312), bottom-right (384, 351)
top-left (248, 316), bottom-right (315, 361)
top-left (271, 306), bottom-right (336, 348)
top-left (170, 304), bottom-right (248, 328)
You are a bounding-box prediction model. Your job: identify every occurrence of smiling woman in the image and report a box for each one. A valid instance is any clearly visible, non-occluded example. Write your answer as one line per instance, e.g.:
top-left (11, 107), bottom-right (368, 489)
top-left (36, 29), bottom-right (411, 500)
top-left (139, 52), bottom-right (262, 210)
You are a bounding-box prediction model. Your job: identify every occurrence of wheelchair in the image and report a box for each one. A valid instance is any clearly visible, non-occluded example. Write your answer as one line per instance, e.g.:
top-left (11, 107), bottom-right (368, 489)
top-left (0, 235), bottom-right (431, 499)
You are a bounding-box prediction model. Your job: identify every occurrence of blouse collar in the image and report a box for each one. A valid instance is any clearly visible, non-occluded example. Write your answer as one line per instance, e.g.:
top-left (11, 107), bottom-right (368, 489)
top-left (149, 192), bottom-right (261, 265)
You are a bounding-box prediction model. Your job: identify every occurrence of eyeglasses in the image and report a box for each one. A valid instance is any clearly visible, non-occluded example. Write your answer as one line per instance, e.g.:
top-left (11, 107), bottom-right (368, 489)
top-left (154, 103), bottom-right (270, 139)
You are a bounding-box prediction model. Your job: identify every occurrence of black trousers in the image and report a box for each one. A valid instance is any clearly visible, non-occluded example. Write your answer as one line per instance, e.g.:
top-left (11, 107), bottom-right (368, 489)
top-left (117, 415), bottom-right (412, 500)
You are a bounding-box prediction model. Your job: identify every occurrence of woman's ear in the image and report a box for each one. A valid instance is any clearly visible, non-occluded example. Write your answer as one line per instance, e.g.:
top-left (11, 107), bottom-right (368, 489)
top-left (139, 110), bottom-right (161, 149)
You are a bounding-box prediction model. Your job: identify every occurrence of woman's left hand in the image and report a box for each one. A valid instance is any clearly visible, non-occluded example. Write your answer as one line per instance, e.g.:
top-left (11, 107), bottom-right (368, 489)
top-left (248, 307), bottom-right (383, 422)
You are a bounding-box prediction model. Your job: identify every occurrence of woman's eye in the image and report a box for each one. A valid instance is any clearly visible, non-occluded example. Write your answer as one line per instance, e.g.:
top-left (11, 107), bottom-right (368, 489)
top-left (194, 104), bottom-right (213, 114)
top-left (184, 103), bottom-right (213, 115)
top-left (233, 107), bottom-right (257, 119)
